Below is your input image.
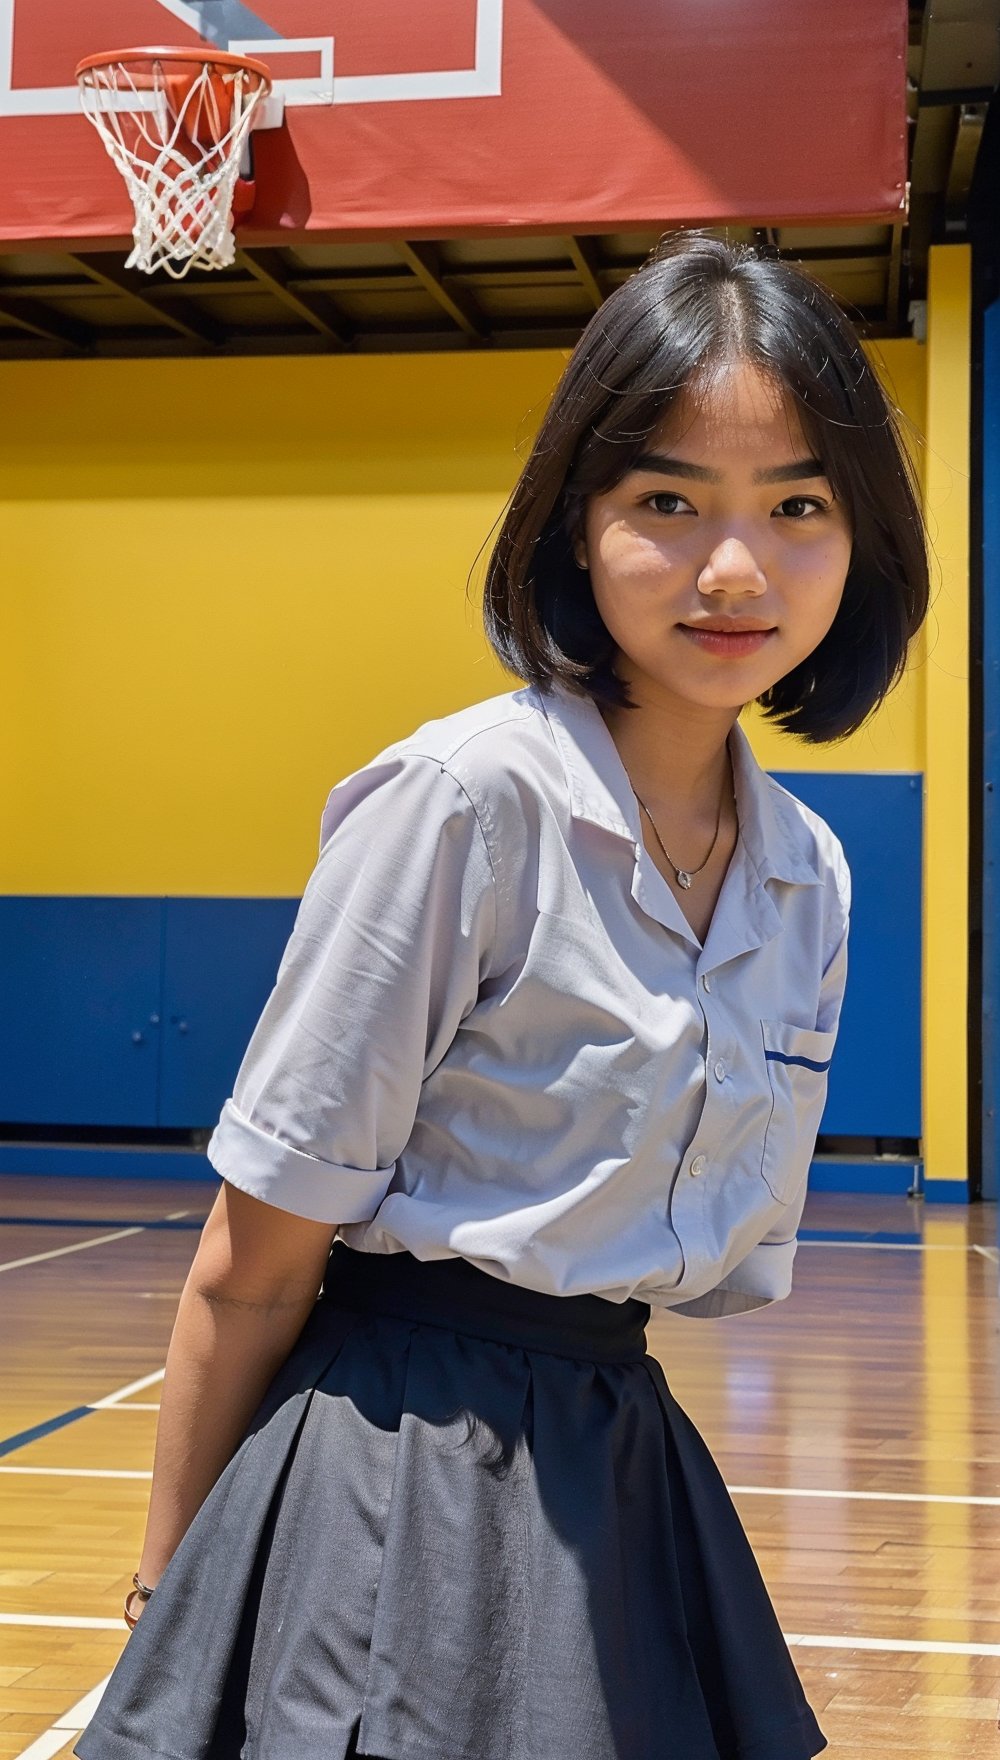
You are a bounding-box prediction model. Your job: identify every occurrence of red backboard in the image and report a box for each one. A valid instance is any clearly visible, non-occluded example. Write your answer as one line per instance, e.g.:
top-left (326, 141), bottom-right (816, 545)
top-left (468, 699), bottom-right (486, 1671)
top-left (0, 0), bottom-right (909, 245)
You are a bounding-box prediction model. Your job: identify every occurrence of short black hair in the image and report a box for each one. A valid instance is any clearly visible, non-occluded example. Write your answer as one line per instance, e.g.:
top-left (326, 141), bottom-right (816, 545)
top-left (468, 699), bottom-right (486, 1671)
top-left (481, 228), bottom-right (929, 744)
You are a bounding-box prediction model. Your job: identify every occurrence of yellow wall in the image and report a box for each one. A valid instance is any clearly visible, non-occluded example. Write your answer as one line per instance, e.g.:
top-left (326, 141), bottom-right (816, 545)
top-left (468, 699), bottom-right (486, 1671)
top-left (921, 245), bottom-right (972, 1188)
top-left (1, 338), bottom-right (927, 895)
top-left (0, 353), bottom-right (556, 896)
top-left (0, 310), bottom-right (967, 1186)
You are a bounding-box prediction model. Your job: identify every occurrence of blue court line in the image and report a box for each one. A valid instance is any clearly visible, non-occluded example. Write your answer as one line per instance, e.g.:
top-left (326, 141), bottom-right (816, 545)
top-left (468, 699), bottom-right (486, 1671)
top-left (0, 1227), bottom-right (930, 1462)
top-left (798, 1229), bottom-right (923, 1245)
top-left (0, 1216), bottom-right (205, 1229)
top-left (0, 1407), bottom-right (95, 1458)
top-left (0, 1212), bottom-right (197, 1460)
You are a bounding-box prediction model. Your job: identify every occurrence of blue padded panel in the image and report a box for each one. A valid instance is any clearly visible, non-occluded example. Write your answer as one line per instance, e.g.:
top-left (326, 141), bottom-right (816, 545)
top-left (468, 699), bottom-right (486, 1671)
top-left (770, 771), bottom-right (922, 1138)
top-left (159, 897), bottom-right (299, 1128)
top-left (0, 769), bottom-right (921, 1141)
top-left (0, 897), bottom-right (162, 1126)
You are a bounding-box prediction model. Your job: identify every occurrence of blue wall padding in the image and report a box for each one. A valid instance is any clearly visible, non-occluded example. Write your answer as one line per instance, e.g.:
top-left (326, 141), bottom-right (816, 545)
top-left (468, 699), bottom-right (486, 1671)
top-left (0, 896), bottom-right (163, 1126)
top-left (159, 898), bottom-right (299, 1126)
top-left (0, 896), bottom-right (296, 1128)
top-left (1, 772), bottom-right (921, 1138)
top-left (771, 770), bottom-right (922, 1138)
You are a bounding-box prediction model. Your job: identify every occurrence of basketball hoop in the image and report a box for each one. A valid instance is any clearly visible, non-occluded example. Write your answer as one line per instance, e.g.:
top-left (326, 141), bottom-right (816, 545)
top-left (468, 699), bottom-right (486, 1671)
top-left (75, 47), bottom-right (273, 279)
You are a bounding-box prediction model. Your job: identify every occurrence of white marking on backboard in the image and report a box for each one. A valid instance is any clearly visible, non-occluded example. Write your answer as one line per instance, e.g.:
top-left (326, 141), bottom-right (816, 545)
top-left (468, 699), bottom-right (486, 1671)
top-left (0, 0), bottom-right (504, 116)
top-left (228, 36), bottom-right (334, 109)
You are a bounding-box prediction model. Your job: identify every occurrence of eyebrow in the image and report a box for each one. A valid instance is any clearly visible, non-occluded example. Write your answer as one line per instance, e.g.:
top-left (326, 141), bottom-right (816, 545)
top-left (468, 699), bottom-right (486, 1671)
top-left (630, 450), bottom-right (830, 486)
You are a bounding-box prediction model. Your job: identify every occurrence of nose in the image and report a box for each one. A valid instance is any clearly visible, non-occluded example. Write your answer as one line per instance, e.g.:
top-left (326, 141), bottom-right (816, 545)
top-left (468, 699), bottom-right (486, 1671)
top-left (696, 536), bottom-right (768, 594)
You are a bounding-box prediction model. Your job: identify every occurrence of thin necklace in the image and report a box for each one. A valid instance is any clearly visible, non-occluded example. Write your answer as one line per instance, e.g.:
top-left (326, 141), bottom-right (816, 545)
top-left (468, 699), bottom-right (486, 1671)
top-left (631, 750), bottom-right (736, 891)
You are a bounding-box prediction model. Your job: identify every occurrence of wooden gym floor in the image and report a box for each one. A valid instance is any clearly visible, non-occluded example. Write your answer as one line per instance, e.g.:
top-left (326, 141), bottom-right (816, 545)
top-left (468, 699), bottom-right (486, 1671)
top-left (0, 1175), bottom-right (998, 1759)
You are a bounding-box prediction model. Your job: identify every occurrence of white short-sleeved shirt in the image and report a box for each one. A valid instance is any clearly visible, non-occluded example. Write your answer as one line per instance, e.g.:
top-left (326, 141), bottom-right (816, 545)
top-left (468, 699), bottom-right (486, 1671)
top-left (207, 679), bottom-right (851, 1320)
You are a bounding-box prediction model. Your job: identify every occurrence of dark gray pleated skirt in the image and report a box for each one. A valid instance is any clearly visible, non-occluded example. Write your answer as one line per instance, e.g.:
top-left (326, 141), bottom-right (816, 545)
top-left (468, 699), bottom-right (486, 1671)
top-left (75, 1241), bottom-right (827, 1760)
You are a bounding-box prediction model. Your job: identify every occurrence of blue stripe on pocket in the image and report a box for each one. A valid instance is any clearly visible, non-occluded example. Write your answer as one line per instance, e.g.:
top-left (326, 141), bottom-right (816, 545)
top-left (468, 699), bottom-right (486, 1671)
top-left (764, 1049), bottom-right (833, 1073)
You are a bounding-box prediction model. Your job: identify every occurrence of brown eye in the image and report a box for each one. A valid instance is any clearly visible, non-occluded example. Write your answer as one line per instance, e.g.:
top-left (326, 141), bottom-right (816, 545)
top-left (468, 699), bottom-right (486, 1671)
top-left (645, 492), bottom-right (693, 515)
top-left (775, 496), bottom-right (827, 519)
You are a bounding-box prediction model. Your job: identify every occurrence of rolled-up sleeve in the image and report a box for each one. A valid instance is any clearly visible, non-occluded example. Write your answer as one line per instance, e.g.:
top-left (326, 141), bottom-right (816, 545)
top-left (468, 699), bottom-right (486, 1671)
top-left (206, 753), bottom-right (497, 1223)
top-left (666, 1237), bottom-right (799, 1321)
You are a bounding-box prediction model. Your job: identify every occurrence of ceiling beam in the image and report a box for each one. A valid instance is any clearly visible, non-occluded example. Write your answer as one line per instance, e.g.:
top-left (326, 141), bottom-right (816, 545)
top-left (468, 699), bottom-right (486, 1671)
top-left (566, 236), bottom-right (605, 310)
top-left (0, 276), bottom-right (98, 302)
top-left (68, 254), bottom-right (224, 345)
top-left (762, 245), bottom-right (892, 269)
top-left (237, 249), bottom-right (353, 346)
top-left (288, 266), bottom-right (579, 297)
top-left (0, 296), bottom-right (90, 349)
top-left (947, 100), bottom-right (988, 207)
top-left (395, 242), bottom-right (491, 342)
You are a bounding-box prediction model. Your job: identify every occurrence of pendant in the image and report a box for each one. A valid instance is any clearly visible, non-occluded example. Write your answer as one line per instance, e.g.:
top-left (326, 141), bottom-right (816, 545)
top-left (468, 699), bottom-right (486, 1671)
top-left (676, 870), bottom-right (693, 889)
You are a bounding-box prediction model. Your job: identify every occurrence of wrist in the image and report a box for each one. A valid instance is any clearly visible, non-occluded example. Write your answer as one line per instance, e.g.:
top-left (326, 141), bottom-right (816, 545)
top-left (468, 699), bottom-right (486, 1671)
top-left (123, 1570), bottom-right (158, 1630)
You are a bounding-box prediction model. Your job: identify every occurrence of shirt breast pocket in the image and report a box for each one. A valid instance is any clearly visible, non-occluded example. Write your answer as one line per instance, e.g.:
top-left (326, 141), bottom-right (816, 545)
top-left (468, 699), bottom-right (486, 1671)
top-left (759, 1018), bottom-right (838, 1204)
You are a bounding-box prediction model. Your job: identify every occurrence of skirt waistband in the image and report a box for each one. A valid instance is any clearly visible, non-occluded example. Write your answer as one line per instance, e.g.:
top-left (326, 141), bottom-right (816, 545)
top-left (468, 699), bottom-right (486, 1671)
top-left (319, 1240), bottom-right (651, 1364)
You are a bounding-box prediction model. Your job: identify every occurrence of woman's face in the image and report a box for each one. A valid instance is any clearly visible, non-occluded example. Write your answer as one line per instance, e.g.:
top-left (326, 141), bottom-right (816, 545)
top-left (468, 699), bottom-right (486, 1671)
top-left (573, 357), bottom-right (854, 715)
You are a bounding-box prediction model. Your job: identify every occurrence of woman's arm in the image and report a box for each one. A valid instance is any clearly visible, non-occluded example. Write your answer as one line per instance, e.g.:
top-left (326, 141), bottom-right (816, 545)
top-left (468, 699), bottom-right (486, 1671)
top-left (129, 1179), bottom-right (340, 1618)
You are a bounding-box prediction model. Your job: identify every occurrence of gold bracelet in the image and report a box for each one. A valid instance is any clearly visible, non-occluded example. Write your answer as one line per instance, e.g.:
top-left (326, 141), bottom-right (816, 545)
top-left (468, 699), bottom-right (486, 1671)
top-left (123, 1571), bottom-right (157, 1630)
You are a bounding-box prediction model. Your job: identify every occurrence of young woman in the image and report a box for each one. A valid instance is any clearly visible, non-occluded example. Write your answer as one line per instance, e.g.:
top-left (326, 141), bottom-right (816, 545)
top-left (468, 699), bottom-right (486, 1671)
top-left (76, 230), bottom-right (928, 1760)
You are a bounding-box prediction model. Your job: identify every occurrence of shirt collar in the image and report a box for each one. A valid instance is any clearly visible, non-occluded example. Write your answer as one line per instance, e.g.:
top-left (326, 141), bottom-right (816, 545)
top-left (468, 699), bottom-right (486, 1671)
top-left (534, 678), bottom-right (823, 888)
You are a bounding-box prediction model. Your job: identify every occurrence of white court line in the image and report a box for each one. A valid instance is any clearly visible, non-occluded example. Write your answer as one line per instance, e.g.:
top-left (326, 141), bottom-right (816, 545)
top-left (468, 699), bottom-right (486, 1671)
top-left (729, 1484), bottom-right (1000, 1507)
top-left (10, 1232), bottom-right (959, 1268)
top-left (798, 1239), bottom-right (987, 1252)
top-left (0, 1365), bottom-right (165, 1476)
top-left (785, 1632), bottom-right (1000, 1658)
top-left (19, 1631), bottom-right (1000, 1760)
top-left (19, 1623), bottom-right (1000, 1756)
top-left (971, 1242), bottom-right (1000, 1262)
top-left (13, 1733), bottom-right (74, 1760)
top-left (0, 1227), bottom-right (145, 1271)
top-left (5, 1604), bottom-right (1000, 1658)
top-left (89, 1367), bottom-right (164, 1408)
top-left (0, 1466), bottom-right (152, 1478)
top-left (86, 1402), bottom-right (161, 1412)
top-left (12, 1636), bottom-right (1000, 1760)
top-left (0, 1612), bottom-right (123, 1629)
top-left (0, 1203), bottom-right (203, 1274)
top-left (2, 1463), bottom-right (995, 1507)
top-left (12, 1673), bottom-right (113, 1760)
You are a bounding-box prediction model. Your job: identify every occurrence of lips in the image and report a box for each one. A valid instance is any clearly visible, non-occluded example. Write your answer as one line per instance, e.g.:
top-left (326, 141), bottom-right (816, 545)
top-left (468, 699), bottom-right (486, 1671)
top-left (679, 625), bottom-right (776, 656)
top-left (681, 622), bottom-right (776, 635)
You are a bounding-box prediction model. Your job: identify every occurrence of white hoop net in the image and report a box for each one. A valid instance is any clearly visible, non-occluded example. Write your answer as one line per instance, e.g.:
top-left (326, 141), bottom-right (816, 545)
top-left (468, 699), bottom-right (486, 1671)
top-left (77, 55), bottom-right (270, 279)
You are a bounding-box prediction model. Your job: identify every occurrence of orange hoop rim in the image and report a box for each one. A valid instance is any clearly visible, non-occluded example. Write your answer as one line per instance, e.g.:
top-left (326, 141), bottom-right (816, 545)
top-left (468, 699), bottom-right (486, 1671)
top-left (75, 45), bottom-right (273, 91)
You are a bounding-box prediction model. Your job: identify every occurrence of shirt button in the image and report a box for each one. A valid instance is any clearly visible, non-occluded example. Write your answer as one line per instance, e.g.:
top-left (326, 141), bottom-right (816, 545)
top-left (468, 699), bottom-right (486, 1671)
top-left (702, 974), bottom-right (712, 992)
top-left (714, 1059), bottom-right (726, 1081)
top-left (690, 1155), bottom-right (706, 1176)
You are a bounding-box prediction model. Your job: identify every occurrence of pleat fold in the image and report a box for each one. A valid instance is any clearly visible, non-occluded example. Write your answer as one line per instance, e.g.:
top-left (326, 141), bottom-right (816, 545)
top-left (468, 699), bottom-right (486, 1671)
top-left (76, 1270), bottom-right (827, 1760)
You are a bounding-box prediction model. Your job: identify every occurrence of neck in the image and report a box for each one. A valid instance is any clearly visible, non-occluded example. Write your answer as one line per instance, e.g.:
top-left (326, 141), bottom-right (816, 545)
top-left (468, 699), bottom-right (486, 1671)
top-left (597, 684), bottom-right (740, 819)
